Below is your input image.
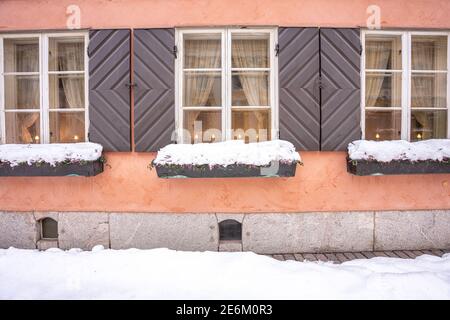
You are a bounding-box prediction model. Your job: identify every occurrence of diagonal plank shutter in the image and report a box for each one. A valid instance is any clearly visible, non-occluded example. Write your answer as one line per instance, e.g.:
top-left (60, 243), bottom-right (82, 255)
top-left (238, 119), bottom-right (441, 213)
top-left (88, 29), bottom-right (131, 151)
top-left (278, 28), bottom-right (321, 151)
top-left (134, 29), bottom-right (175, 152)
top-left (320, 28), bottom-right (361, 151)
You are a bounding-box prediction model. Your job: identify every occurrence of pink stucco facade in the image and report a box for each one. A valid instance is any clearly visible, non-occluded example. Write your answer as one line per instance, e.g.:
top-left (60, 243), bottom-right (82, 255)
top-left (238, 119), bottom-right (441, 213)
top-left (0, 0), bottom-right (449, 214)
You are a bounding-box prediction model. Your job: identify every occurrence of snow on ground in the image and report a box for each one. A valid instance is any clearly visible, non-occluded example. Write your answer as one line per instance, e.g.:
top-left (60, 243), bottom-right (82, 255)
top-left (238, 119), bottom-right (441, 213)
top-left (0, 143), bottom-right (103, 167)
top-left (0, 247), bottom-right (449, 299)
top-left (348, 139), bottom-right (450, 162)
top-left (153, 140), bottom-right (301, 167)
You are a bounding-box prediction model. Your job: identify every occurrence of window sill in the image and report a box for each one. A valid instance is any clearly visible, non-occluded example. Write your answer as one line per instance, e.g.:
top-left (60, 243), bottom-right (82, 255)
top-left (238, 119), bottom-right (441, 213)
top-left (0, 159), bottom-right (104, 177)
top-left (153, 161), bottom-right (298, 178)
top-left (346, 157), bottom-right (450, 176)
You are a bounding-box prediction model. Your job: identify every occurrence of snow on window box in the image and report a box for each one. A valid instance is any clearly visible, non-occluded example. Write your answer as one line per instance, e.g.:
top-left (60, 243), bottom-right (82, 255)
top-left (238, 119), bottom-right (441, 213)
top-left (151, 140), bottom-right (302, 178)
top-left (347, 139), bottom-right (450, 176)
top-left (0, 143), bottom-right (104, 177)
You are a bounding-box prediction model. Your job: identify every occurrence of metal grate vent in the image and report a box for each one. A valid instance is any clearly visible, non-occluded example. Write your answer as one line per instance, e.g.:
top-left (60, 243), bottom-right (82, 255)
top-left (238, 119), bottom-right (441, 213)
top-left (219, 219), bottom-right (242, 241)
top-left (40, 218), bottom-right (58, 240)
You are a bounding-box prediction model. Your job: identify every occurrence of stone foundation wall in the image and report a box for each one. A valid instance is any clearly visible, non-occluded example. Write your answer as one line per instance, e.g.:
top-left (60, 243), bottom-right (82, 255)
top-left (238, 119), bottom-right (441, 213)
top-left (1, 211), bottom-right (449, 253)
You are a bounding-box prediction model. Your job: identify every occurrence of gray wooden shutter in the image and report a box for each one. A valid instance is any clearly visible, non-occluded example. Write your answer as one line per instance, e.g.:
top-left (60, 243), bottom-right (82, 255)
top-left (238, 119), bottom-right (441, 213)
top-left (88, 29), bottom-right (131, 151)
top-left (134, 29), bottom-right (175, 152)
top-left (320, 28), bottom-right (361, 151)
top-left (279, 28), bottom-right (320, 151)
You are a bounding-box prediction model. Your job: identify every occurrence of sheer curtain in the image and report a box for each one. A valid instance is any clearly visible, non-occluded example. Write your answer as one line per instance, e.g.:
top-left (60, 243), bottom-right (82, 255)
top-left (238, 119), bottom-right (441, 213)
top-left (49, 41), bottom-right (85, 141)
top-left (232, 39), bottom-right (268, 106)
top-left (232, 39), bottom-right (268, 137)
top-left (59, 42), bottom-right (84, 108)
top-left (184, 39), bottom-right (221, 138)
top-left (12, 43), bottom-right (39, 143)
top-left (365, 41), bottom-right (390, 107)
top-left (411, 40), bottom-right (446, 138)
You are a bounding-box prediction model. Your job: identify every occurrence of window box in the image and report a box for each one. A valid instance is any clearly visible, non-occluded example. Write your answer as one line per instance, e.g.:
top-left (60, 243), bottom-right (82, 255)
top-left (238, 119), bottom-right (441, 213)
top-left (151, 140), bottom-right (301, 178)
top-left (347, 139), bottom-right (450, 176)
top-left (347, 158), bottom-right (450, 176)
top-left (0, 142), bottom-right (103, 177)
top-left (153, 161), bottom-right (297, 178)
top-left (0, 159), bottom-right (103, 177)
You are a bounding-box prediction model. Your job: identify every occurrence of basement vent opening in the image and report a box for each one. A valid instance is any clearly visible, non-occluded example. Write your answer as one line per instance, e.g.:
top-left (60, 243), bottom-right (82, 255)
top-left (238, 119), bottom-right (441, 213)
top-left (39, 218), bottom-right (58, 240)
top-left (219, 219), bottom-right (242, 241)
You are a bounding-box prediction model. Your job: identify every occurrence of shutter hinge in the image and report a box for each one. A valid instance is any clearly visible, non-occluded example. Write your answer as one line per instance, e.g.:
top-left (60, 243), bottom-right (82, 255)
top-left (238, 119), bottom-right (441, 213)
top-left (359, 42), bottom-right (363, 56)
top-left (173, 45), bottom-right (178, 59)
top-left (275, 43), bottom-right (280, 57)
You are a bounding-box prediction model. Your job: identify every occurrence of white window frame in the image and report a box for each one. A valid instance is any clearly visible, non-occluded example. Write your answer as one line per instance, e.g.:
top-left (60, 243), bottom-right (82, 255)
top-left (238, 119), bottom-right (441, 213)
top-left (175, 27), bottom-right (278, 143)
top-left (0, 31), bottom-right (89, 144)
top-left (361, 30), bottom-right (450, 141)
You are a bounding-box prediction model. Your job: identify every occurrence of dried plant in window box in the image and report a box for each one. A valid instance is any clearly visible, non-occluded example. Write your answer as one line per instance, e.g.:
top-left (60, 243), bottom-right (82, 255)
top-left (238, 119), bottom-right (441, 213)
top-left (0, 143), bottom-right (104, 177)
top-left (347, 140), bottom-right (450, 176)
top-left (150, 140), bottom-right (302, 178)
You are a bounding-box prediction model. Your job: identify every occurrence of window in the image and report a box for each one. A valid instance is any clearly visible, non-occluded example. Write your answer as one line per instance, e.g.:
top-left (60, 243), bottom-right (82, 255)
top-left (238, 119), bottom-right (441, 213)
top-left (219, 219), bottom-right (242, 241)
top-left (0, 33), bottom-right (88, 144)
top-left (362, 31), bottom-right (449, 141)
top-left (39, 217), bottom-right (58, 240)
top-left (176, 28), bottom-right (277, 143)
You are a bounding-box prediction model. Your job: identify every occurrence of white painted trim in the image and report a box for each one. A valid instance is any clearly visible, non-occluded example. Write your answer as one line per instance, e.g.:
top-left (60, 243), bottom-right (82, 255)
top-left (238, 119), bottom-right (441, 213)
top-left (360, 30), bottom-right (365, 139)
top-left (42, 34), bottom-right (49, 143)
top-left (175, 27), bottom-right (278, 143)
top-left (365, 107), bottom-right (403, 110)
top-left (361, 30), bottom-right (450, 141)
top-left (448, 31), bottom-right (450, 138)
top-left (3, 72), bottom-right (40, 76)
top-left (402, 32), bottom-right (409, 140)
top-left (84, 32), bottom-right (89, 142)
top-left (4, 109), bottom-right (41, 112)
top-left (0, 36), bottom-right (4, 144)
top-left (365, 69), bottom-right (403, 73)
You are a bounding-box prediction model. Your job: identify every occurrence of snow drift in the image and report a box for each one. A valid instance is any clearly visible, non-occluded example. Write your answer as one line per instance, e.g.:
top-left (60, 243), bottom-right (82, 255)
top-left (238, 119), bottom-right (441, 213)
top-left (0, 247), bottom-right (449, 299)
top-left (0, 143), bottom-right (103, 167)
top-left (348, 139), bottom-right (450, 162)
top-left (152, 140), bottom-right (301, 167)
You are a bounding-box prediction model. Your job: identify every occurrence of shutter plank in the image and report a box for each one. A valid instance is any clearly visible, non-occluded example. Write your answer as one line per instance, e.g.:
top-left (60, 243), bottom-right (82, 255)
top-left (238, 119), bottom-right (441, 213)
top-left (320, 28), bottom-right (361, 151)
top-left (88, 29), bottom-right (131, 152)
top-left (279, 28), bottom-right (320, 151)
top-left (134, 29), bottom-right (175, 152)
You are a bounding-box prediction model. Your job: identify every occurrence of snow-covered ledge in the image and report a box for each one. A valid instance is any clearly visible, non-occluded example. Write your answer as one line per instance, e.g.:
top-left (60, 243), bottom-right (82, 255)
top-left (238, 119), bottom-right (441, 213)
top-left (347, 139), bottom-right (450, 176)
top-left (151, 140), bottom-right (302, 178)
top-left (0, 143), bottom-right (104, 177)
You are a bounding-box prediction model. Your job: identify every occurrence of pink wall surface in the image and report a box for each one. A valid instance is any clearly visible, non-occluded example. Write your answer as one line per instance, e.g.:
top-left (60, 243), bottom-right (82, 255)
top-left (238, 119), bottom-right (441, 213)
top-left (0, 0), bottom-right (449, 31)
top-left (0, 0), bottom-right (449, 214)
top-left (1, 152), bottom-right (449, 213)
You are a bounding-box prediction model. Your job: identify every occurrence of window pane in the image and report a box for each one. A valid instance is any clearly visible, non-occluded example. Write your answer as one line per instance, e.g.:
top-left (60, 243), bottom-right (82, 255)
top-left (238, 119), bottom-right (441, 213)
top-left (232, 110), bottom-right (271, 142)
top-left (365, 35), bottom-right (402, 70)
top-left (411, 110), bottom-right (447, 141)
top-left (232, 71), bottom-right (269, 106)
top-left (412, 36), bottom-right (447, 71)
top-left (365, 110), bottom-right (401, 140)
top-left (183, 110), bottom-right (221, 143)
top-left (49, 37), bottom-right (85, 72)
top-left (184, 34), bottom-right (221, 69)
top-left (365, 72), bottom-right (401, 108)
top-left (49, 74), bottom-right (85, 109)
top-left (232, 33), bottom-right (269, 68)
top-left (49, 112), bottom-right (85, 143)
top-left (183, 71), bottom-right (221, 107)
top-left (4, 75), bottom-right (40, 110)
top-left (5, 112), bottom-right (40, 144)
top-left (3, 38), bottom-right (39, 73)
top-left (411, 73), bottom-right (447, 108)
